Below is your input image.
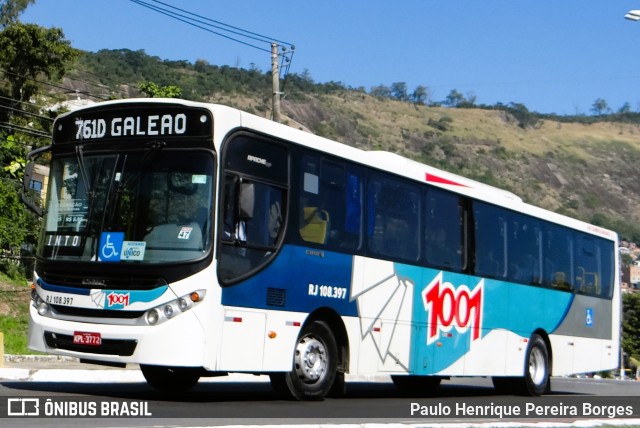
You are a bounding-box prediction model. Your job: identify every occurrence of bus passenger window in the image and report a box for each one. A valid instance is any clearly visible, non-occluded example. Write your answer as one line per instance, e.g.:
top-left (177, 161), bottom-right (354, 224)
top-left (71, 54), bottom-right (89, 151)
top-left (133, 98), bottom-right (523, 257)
top-left (424, 188), bottom-right (465, 271)
top-left (473, 202), bottom-right (507, 279)
top-left (297, 156), bottom-right (362, 250)
top-left (367, 175), bottom-right (419, 261)
top-left (543, 226), bottom-right (574, 291)
top-left (506, 217), bottom-right (542, 285)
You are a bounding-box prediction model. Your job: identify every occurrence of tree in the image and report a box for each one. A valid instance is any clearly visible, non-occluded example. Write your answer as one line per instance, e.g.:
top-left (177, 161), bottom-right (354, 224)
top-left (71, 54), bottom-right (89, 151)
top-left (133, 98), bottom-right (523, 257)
top-left (411, 85), bottom-right (430, 105)
top-left (591, 98), bottom-right (610, 116)
top-left (0, 0), bottom-right (35, 28)
top-left (390, 82), bottom-right (408, 102)
top-left (443, 89), bottom-right (465, 107)
top-left (370, 84), bottom-right (392, 99)
top-left (0, 23), bottom-right (81, 105)
top-left (618, 102), bottom-right (632, 114)
top-left (0, 22), bottom-right (79, 278)
top-left (138, 81), bottom-right (183, 98)
top-left (623, 293), bottom-right (640, 373)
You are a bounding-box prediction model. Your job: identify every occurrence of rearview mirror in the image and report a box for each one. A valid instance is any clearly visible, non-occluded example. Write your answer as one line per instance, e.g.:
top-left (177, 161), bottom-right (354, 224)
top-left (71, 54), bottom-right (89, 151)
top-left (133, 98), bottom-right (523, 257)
top-left (21, 145), bottom-right (51, 217)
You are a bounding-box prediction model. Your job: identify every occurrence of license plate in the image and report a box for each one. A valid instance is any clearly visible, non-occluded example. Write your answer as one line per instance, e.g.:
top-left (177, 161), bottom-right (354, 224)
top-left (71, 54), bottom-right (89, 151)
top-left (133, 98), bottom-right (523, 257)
top-left (73, 331), bottom-right (102, 346)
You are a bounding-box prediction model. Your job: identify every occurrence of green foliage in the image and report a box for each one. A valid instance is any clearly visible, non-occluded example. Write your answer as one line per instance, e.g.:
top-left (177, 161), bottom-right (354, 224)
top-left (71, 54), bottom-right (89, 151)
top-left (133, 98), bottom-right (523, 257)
top-left (427, 115), bottom-right (453, 132)
top-left (0, 0), bottom-right (35, 28)
top-left (623, 293), bottom-right (640, 368)
top-left (591, 98), bottom-right (610, 116)
top-left (0, 178), bottom-right (36, 252)
top-left (138, 81), bottom-right (182, 98)
top-left (78, 49), bottom-right (274, 101)
top-left (493, 102), bottom-right (541, 129)
top-left (0, 134), bottom-right (25, 178)
top-left (0, 23), bottom-right (81, 103)
top-left (0, 285), bottom-right (30, 354)
top-left (444, 89), bottom-right (465, 107)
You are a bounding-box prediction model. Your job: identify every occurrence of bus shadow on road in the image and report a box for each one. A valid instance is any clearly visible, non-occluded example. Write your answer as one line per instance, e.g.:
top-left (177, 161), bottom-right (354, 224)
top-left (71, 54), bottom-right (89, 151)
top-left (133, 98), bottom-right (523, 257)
top-left (1, 378), bottom-right (589, 402)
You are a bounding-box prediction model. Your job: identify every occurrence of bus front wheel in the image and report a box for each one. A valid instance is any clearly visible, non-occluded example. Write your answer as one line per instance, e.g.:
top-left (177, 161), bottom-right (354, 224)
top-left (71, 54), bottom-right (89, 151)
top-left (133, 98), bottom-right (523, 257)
top-left (140, 365), bottom-right (201, 393)
top-left (270, 320), bottom-right (338, 400)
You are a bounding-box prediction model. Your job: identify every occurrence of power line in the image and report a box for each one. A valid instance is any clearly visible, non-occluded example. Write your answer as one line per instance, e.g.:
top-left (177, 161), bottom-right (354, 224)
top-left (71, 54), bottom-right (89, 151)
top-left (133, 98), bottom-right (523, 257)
top-left (0, 94), bottom-right (51, 113)
top-left (131, 0), bottom-right (293, 49)
top-left (128, 0), bottom-right (295, 80)
top-left (0, 68), bottom-right (111, 101)
top-left (0, 122), bottom-right (51, 138)
top-left (129, 0), bottom-right (271, 54)
top-left (150, 0), bottom-right (288, 46)
top-left (0, 103), bottom-right (53, 122)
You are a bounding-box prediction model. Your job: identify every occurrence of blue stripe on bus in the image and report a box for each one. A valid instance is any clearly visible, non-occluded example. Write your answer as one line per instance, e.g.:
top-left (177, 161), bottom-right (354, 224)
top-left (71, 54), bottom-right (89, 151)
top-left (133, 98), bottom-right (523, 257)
top-left (221, 245), bottom-right (358, 316)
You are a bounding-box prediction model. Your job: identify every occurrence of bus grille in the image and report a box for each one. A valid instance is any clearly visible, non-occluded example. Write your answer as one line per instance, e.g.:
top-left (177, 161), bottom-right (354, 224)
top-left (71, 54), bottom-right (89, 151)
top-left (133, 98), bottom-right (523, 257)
top-left (39, 272), bottom-right (165, 290)
top-left (44, 332), bottom-right (137, 356)
top-left (51, 305), bottom-right (145, 319)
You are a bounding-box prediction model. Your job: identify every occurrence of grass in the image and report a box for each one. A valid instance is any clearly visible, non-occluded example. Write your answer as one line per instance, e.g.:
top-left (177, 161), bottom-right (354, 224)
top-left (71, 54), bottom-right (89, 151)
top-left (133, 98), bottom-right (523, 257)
top-left (0, 272), bottom-right (34, 355)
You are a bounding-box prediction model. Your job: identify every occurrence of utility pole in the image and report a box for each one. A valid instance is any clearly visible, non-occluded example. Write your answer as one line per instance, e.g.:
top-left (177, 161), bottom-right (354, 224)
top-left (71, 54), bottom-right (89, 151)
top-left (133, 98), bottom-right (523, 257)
top-left (271, 42), bottom-right (281, 123)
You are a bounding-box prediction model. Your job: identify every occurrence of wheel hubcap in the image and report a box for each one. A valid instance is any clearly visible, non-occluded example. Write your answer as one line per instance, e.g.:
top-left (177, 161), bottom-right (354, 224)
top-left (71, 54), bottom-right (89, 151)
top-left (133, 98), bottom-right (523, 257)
top-left (295, 336), bottom-right (327, 383)
top-left (529, 347), bottom-right (546, 386)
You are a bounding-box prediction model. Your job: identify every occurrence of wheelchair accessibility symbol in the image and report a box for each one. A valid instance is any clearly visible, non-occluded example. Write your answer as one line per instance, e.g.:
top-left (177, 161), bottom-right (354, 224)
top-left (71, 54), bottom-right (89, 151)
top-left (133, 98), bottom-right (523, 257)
top-left (586, 308), bottom-right (594, 327)
top-left (99, 232), bottom-right (124, 262)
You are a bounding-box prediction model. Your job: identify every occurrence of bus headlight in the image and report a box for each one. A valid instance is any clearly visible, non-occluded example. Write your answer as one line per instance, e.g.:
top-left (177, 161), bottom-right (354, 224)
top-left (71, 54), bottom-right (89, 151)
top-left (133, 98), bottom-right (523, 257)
top-left (143, 290), bottom-right (206, 326)
top-left (32, 293), bottom-right (50, 316)
top-left (163, 304), bottom-right (174, 319)
top-left (146, 308), bottom-right (160, 325)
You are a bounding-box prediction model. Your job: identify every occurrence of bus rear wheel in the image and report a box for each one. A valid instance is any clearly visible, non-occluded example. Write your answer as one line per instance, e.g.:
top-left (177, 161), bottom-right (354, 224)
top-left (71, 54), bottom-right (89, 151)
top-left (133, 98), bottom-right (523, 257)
top-left (492, 334), bottom-right (550, 396)
top-left (270, 320), bottom-right (338, 400)
top-left (522, 334), bottom-right (550, 396)
top-left (140, 365), bottom-right (201, 393)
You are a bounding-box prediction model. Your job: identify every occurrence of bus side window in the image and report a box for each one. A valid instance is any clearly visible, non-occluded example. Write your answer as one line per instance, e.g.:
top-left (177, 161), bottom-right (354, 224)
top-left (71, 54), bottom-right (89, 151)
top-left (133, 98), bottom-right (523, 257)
top-left (543, 225), bottom-right (574, 291)
top-left (473, 201), bottom-right (507, 279)
top-left (506, 216), bottom-right (542, 285)
top-left (367, 174), bottom-right (419, 261)
top-left (424, 188), bottom-right (465, 271)
top-left (574, 235), bottom-right (607, 297)
top-left (298, 156), bottom-right (362, 250)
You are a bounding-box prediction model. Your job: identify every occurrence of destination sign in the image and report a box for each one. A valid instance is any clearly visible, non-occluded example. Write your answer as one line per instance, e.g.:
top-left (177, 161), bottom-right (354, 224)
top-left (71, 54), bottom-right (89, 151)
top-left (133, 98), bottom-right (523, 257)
top-left (53, 104), bottom-right (213, 143)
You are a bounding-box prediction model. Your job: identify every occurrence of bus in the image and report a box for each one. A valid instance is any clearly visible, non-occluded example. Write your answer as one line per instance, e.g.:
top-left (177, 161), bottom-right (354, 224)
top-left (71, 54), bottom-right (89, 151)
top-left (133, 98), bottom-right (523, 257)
top-left (22, 98), bottom-right (620, 399)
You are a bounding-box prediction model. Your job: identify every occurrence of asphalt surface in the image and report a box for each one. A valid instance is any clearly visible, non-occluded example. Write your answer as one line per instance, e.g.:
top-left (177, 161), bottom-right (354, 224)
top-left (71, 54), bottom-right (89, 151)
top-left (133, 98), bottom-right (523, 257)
top-left (0, 354), bottom-right (148, 383)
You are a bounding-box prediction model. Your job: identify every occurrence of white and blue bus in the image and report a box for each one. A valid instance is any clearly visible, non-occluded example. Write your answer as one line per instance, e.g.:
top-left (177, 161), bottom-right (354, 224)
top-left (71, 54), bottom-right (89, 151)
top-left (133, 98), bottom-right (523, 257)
top-left (22, 99), bottom-right (620, 399)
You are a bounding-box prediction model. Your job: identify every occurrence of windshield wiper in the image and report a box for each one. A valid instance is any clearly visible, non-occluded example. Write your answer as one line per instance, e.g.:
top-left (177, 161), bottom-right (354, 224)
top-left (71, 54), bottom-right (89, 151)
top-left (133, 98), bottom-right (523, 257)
top-left (75, 145), bottom-right (94, 200)
top-left (115, 141), bottom-right (166, 194)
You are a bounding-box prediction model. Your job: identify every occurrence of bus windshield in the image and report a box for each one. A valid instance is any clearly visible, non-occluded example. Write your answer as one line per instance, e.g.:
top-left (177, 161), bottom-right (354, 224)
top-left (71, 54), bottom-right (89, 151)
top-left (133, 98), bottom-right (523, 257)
top-left (37, 149), bottom-right (214, 264)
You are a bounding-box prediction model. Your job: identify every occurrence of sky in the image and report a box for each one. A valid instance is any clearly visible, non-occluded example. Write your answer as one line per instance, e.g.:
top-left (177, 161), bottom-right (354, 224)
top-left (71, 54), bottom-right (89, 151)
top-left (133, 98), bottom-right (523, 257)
top-left (18, 0), bottom-right (640, 115)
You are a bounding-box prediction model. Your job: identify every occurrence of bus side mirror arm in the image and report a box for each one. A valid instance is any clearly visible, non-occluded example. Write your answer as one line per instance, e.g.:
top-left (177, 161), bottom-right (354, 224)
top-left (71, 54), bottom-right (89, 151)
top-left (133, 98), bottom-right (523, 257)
top-left (21, 145), bottom-right (51, 217)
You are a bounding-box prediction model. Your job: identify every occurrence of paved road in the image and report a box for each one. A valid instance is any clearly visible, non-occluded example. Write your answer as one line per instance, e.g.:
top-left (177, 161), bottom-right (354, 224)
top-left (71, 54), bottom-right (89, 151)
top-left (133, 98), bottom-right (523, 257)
top-left (1, 356), bottom-right (640, 427)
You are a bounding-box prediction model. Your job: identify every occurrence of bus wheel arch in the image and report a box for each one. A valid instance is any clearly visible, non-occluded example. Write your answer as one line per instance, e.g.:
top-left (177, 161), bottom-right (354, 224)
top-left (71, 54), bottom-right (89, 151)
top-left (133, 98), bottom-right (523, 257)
top-left (492, 330), bottom-right (552, 396)
top-left (270, 308), bottom-right (349, 400)
top-left (306, 308), bottom-right (350, 397)
top-left (140, 365), bottom-right (201, 393)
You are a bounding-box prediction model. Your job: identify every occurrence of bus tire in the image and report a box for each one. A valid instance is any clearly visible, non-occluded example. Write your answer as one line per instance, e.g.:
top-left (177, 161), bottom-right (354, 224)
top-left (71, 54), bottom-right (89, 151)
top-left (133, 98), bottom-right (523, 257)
top-left (521, 334), bottom-right (550, 396)
top-left (271, 320), bottom-right (338, 400)
top-left (140, 365), bottom-right (201, 393)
